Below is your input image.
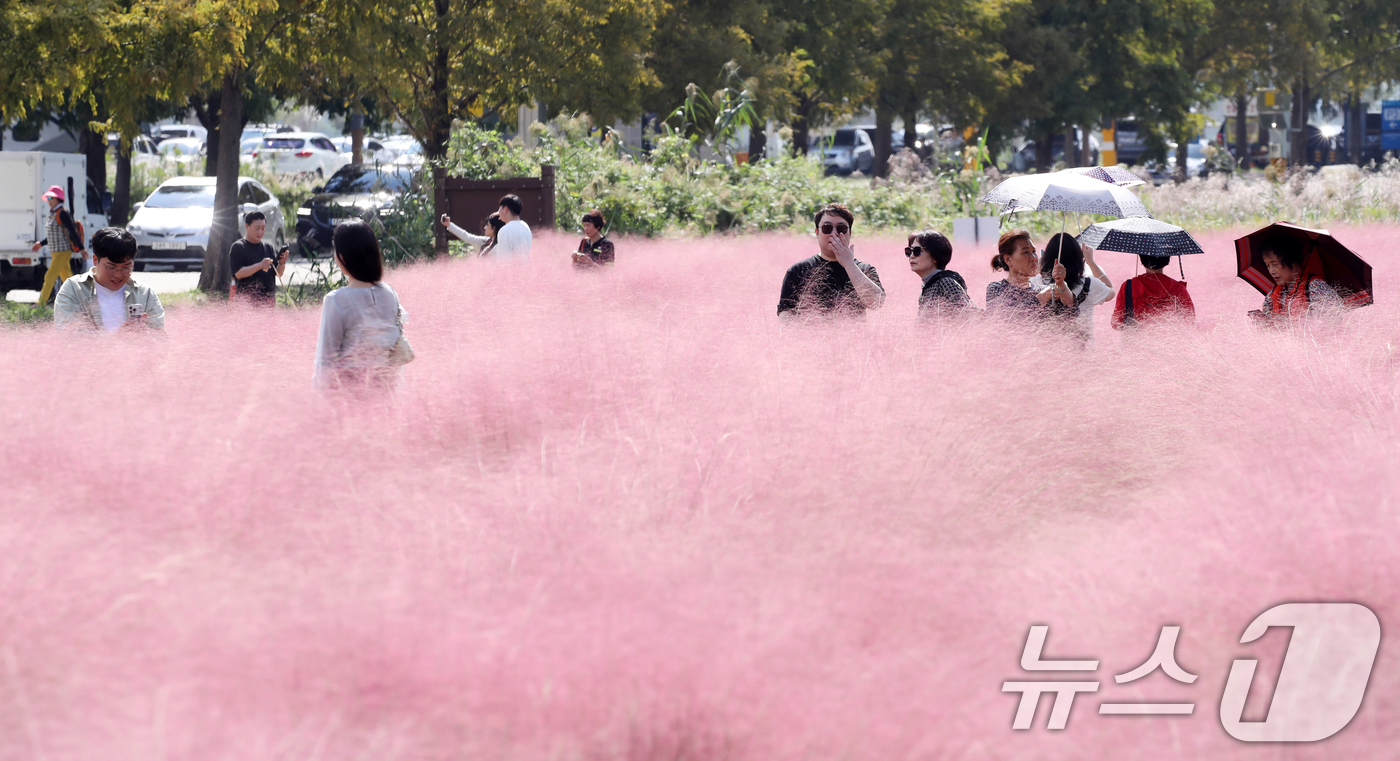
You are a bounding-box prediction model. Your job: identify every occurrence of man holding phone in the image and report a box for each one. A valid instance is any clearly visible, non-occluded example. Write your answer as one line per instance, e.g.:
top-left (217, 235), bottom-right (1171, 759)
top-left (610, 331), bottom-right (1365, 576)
top-left (229, 211), bottom-right (288, 306)
top-left (777, 202), bottom-right (884, 318)
top-left (54, 228), bottom-right (165, 332)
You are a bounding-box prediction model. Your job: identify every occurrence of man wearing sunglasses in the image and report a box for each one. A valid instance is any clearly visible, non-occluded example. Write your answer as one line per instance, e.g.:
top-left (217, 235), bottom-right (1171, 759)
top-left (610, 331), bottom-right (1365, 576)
top-left (777, 203), bottom-right (884, 318)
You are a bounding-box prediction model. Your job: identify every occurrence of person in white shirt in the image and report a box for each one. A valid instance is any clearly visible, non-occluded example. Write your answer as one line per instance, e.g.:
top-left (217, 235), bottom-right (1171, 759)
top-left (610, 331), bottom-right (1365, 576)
top-left (440, 212), bottom-right (503, 255)
top-left (1030, 233), bottom-right (1113, 344)
top-left (492, 194), bottom-right (532, 258)
top-left (54, 228), bottom-right (165, 332)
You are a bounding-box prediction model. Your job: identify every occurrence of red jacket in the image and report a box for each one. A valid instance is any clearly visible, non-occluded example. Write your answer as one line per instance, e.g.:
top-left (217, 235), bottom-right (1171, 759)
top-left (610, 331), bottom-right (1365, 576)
top-left (1110, 273), bottom-right (1195, 329)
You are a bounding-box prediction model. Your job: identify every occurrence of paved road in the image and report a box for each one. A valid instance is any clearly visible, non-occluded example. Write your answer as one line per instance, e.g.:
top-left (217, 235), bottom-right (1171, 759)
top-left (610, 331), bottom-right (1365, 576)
top-left (4, 262), bottom-right (325, 303)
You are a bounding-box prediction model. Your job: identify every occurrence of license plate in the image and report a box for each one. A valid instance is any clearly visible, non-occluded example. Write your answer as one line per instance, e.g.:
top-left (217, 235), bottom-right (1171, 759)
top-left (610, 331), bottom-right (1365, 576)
top-left (151, 242), bottom-right (186, 250)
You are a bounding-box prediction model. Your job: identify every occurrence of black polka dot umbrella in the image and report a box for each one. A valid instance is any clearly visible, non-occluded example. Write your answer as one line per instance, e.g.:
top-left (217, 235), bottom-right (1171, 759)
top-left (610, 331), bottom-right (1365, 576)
top-left (1076, 218), bottom-right (1204, 257)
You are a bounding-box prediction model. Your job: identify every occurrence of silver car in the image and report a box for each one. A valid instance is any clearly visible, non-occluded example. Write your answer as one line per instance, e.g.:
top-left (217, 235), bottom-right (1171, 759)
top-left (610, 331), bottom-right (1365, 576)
top-left (815, 128), bottom-right (875, 175)
top-left (125, 176), bottom-right (286, 271)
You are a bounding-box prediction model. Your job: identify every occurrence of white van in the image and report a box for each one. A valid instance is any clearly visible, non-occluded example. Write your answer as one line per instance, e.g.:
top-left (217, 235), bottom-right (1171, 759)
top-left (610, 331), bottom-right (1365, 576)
top-left (0, 152), bottom-right (109, 297)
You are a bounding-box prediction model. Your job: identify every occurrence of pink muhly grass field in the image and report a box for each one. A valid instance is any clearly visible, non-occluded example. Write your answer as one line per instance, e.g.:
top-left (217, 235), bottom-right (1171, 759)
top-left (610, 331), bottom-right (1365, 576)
top-left (1, 224), bottom-right (1399, 759)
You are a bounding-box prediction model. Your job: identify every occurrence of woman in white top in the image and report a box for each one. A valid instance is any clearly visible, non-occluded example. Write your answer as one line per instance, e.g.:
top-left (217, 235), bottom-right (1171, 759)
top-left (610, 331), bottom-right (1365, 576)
top-left (440, 212), bottom-right (503, 255)
top-left (1030, 233), bottom-right (1114, 344)
top-left (314, 220), bottom-right (413, 392)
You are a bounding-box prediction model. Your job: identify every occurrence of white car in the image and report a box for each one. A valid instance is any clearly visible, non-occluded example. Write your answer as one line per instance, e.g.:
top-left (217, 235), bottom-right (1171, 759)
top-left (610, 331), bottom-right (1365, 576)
top-left (153, 124), bottom-right (208, 144)
top-left (130, 136), bottom-right (162, 167)
top-left (156, 137), bottom-right (206, 166)
top-left (125, 176), bottom-right (287, 271)
top-left (250, 132), bottom-right (349, 177)
top-left (329, 136), bottom-right (399, 164)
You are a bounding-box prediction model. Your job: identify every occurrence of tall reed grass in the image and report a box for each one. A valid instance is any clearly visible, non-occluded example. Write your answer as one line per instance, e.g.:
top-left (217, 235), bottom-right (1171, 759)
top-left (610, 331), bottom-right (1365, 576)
top-left (1, 226), bottom-right (1397, 758)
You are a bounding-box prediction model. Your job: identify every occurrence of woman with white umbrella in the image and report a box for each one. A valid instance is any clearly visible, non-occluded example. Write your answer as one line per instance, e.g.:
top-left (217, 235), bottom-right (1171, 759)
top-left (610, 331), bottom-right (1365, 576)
top-left (1030, 233), bottom-right (1114, 344)
top-left (987, 229), bottom-right (1071, 319)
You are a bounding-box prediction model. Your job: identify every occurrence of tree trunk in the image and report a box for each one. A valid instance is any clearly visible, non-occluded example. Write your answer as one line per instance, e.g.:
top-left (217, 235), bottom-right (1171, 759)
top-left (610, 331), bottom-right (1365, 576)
top-left (1350, 94), bottom-right (1363, 165)
top-left (872, 107), bottom-right (894, 177)
top-left (1234, 93), bottom-right (1249, 170)
top-left (111, 142), bottom-right (132, 228)
top-left (351, 101), bottom-right (365, 165)
top-left (1034, 130), bottom-right (1052, 173)
top-left (1290, 78), bottom-right (1310, 167)
top-left (79, 126), bottom-right (107, 196)
top-left (902, 110), bottom-right (918, 158)
top-left (1175, 133), bottom-right (1189, 183)
top-left (747, 122), bottom-right (767, 163)
top-left (199, 69), bottom-right (244, 293)
top-left (192, 93), bottom-right (222, 177)
top-left (425, 0), bottom-right (452, 161)
top-left (791, 102), bottom-right (812, 157)
top-left (1062, 126), bottom-right (1078, 167)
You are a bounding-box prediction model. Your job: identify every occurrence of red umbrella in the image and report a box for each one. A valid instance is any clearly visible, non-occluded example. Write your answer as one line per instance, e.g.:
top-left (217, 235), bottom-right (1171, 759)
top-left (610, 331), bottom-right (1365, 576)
top-left (1235, 222), bottom-right (1373, 308)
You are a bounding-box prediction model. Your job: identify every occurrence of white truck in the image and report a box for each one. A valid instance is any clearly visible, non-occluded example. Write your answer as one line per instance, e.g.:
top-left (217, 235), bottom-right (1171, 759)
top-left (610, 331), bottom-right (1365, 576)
top-left (0, 152), bottom-right (110, 299)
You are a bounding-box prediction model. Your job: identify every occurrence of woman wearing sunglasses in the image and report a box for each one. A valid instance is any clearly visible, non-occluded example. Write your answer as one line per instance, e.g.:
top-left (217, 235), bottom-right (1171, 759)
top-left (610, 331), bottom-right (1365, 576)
top-left (572, 209), bottom-right (614, 269)
top-left (986, 229), bottom-right (1065, 319)
top-left (906, 229), bottom-right (974, 319)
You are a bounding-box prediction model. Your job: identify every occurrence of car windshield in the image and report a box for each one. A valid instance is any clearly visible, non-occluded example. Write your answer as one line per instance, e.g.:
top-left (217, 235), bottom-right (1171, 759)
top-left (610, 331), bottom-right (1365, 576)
top-left (263, 138), bottom-right (306, 149)
top-left (1187, 143), bottom-right (1205, 159)
top-left (322, 167), bottom-right (412, 194)
top-left (144, 184), bottom-right (217, 208)
top-left (830, 131), bottom-right (856, 147)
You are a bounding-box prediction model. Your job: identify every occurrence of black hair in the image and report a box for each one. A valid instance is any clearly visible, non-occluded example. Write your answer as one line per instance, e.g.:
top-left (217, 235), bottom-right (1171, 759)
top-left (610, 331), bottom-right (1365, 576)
top-left (91, 227), bottom-right (137, 263)
top-left (812, 202), bottom-right (854, 227)
top-left (1260, 237), bottom-right (1305, 268)
top-left (910, 229), bottom-right (953, 269)
top-left (332, 220), bottom-right (383, 283)
top-left (582, 208), bottom-right (606, 230)
top-left (1140, 254), bottom-right (1171, 271)
top-left (498, 194), bottom-right (523, 216)
top-left (1040, 233), bottom-right (1085, 286)
top-left (244, 210), bottom-right (266, 226)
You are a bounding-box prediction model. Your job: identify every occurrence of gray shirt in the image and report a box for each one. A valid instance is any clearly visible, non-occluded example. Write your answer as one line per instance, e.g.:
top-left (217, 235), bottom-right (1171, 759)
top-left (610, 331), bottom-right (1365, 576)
top-left (313, 283), bottom-right (406, 388)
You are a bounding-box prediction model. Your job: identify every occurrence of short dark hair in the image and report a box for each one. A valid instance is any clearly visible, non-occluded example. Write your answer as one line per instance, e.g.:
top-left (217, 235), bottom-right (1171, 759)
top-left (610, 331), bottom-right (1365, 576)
top-left (244, 210), bottom-right (266, 226)
top-left (487, 212), bottom-right (504, 231)
top-left (910, 229), bottom-right (953, 269)
top-left (498, 194), bottom-right (523, 216)
top-left (1140, 254), bottom-right (1171, 271)
top-left (993, 229), bottom-right (1032, 271)
top-left (332, 220), bottom-right (383, 283)
top-left (582, 208), bottom-right (606, 229)
top-left (812, 203), bottom-right (854, 228)
top-left (1260, 238), bottom-right (1305, 268)
top-left (92, 227), bottom-right (137, 263)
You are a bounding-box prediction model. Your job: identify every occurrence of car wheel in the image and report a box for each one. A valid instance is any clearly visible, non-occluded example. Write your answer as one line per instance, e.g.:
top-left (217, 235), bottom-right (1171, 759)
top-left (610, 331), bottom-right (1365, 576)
top-left (316, 168), bottom-right (324, 179)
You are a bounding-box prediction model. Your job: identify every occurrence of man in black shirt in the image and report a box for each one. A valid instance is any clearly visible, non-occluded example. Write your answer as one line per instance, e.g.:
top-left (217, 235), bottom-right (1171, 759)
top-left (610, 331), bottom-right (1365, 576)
top-left (777, 202), bottom-right (884, 318)
top-left (229, 211), bottom-right (287, 306)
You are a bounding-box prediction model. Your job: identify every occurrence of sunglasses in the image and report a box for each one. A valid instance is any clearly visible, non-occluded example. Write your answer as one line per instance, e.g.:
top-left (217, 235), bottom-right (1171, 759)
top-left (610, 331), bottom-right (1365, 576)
top-left (904, 246), bottom-right (928, 258)
top-left (819, 222), bottom-right (850, 235)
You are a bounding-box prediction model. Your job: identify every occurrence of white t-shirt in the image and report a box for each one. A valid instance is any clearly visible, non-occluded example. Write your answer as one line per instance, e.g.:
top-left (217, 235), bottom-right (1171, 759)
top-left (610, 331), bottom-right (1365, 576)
top-left (1030, 274), bottom-right (1113, 339)
top-left (95, 282), bottom-right (126, 333)
top-left (495, 219), bottom-right (532, 258)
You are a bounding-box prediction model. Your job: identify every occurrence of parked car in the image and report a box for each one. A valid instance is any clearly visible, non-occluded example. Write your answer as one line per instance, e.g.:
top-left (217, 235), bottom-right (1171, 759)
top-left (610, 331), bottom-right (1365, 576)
top-left (129, 136), bottom-right (162, 167)
top-left (1110, 121), bottom-right (1149, 165)
top-left (156, 137), bottom-right (206, 166)
top-left (850, 126), bottom-right (906, 153)
top-left (151, 124), bottom-right (208, 144)
top-left (125, 176), bottom-right (286, 271)
top-left (250, 132), bottom-right (349, 177)
top-left (814, 128), bottom-right (875, 175)
top-left (329, 136), bottom-right (399, 163)
top-left (1010, 133), bottom-right (1101, 172)
top-left (295, 164), bottom-right (415, 257)
top-left (1165, 140), bottom-right (1212, 179)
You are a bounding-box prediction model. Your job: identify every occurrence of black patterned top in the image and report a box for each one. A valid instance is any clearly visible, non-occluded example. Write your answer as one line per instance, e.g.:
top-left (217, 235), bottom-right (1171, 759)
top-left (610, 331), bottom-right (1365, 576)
top-left (985, 279), bottom-right (1044, 318)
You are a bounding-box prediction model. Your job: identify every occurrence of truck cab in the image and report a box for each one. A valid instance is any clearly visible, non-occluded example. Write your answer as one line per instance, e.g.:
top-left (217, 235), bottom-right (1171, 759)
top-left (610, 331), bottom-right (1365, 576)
top-left (0, 152), bottom-right (110, 300)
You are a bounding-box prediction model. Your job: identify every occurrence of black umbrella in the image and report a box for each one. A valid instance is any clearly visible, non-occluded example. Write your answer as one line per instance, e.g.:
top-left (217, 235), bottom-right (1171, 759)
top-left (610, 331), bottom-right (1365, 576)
top-left (1076, 218), bottom-right (1204, 257)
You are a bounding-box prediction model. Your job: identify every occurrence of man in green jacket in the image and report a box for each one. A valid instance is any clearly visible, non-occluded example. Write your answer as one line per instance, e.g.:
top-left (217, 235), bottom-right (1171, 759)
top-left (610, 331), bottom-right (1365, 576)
top-left (54, 228), bottom-right (165, 332)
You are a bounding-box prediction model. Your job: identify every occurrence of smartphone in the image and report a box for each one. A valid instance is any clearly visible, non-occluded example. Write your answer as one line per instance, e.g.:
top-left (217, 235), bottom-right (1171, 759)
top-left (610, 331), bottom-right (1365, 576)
top-left (127, 303), bottom-right (145, 321)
